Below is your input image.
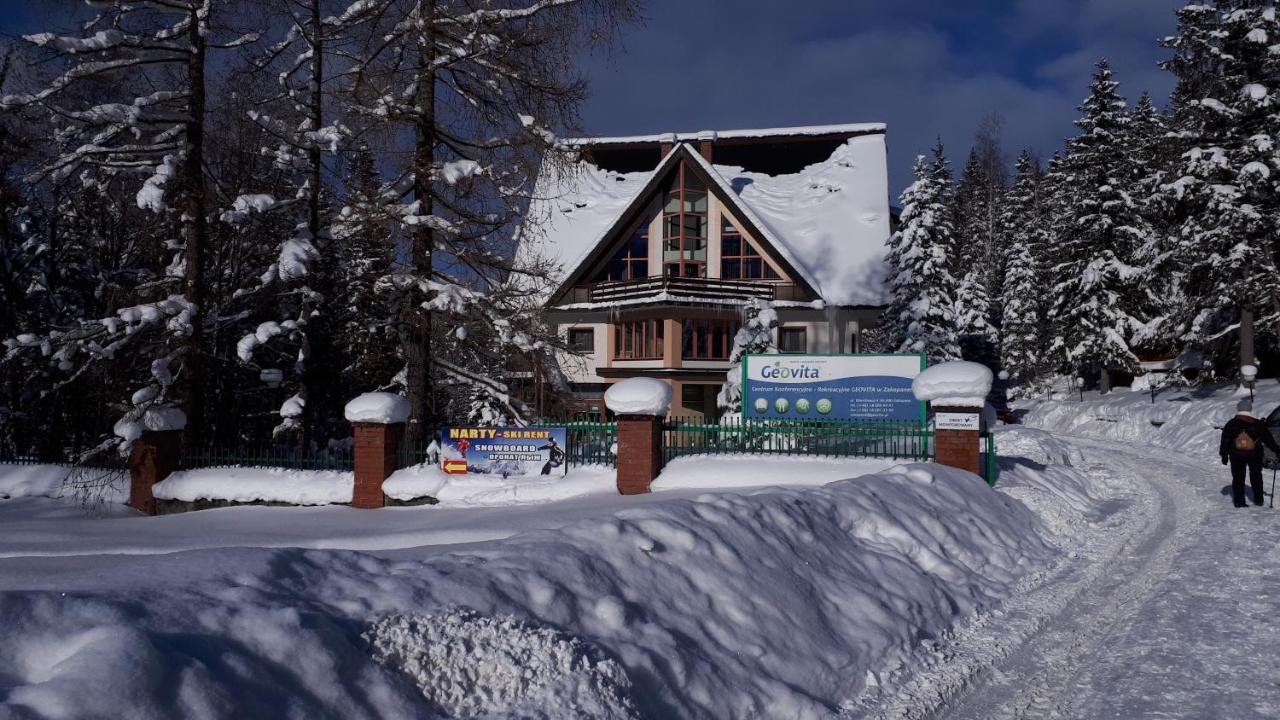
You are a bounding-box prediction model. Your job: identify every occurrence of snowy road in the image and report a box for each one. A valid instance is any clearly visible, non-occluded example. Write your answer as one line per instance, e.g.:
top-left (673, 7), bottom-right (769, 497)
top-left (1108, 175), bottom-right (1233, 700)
top-left (867, 435), bottom-right (1280, 720)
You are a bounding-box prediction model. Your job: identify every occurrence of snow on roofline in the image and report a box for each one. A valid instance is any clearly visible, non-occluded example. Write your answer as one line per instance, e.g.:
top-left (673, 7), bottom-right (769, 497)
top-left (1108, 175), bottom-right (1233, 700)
top-left (562, 123), bottom-right (886, 147)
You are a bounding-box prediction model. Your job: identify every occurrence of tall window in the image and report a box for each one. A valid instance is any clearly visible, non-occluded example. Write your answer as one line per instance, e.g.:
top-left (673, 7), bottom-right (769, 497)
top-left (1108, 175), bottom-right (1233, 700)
top-left (682, 319), bottom-right (740, 360)
top-left (720, 217), bottom-right (780, 280)
top-left (594, 226), bottom-right (648, 282)
top-left (663, 163), bottom-right (708, 278)
top-left (614, 320), bottom-right (664, 359)
top-left (779, 327), bottom-right (807, 354)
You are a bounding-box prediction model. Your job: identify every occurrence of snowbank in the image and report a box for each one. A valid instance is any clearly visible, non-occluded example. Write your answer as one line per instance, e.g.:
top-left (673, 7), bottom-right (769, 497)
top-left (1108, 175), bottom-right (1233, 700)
top-left (1015, 380), bottom-right (1280, 458)
top-left (343, 392), bottom-right (410, 424)
top-left (604, 377), bottom-right (672, 416)
top-left (153, 467), bottom-right (353, 505)
top-left (912, 361), bottom-right (993, 408)
top-left (652, 454), bottom-right (895, 491)
top-left (992, 426), bottom-right (1085, 467)
top-left (991, 426), bottom-right (1117, 540)
top-left (365, 611), bottom-right (638, 718)
top-left (0, 463), bottom-right (1066, 719)
top-left (384, 465), bottom-right (615, 506)
top-left (0, 464), bottom-right (127, 504)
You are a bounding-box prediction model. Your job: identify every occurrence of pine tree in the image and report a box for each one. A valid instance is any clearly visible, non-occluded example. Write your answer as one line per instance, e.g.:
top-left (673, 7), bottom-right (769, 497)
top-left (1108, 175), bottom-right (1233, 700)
top-left (1127, 92), bottom-right (1180, 355)
top-left (0, 1), bottom-right (257, 455)
top-left (953, 118), bottom-right (1005, 365)
top-left (1049, 59), bottom-right (1152, 390)
top-left (335, 0), bottom-right (639, 443)
top-left (999, 151), bottom-right (1048, 384)
top-left (886, 154), bottom-right (961, 364)
top-left (717, 299), bottom-right (779, 414)
top-left (1159, 1), bottom-right (1280, 370)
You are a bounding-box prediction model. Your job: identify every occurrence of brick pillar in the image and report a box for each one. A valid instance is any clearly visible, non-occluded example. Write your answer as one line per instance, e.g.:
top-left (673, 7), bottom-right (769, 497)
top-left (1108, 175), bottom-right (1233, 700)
top-left (352, 423), bottom-right (404, 509)
top-left (933, 405), bottom-right (982, 475)
top-left (129, 430), bottom-right (181, 515)
top-left (616, 414), bottom-right (663, 495)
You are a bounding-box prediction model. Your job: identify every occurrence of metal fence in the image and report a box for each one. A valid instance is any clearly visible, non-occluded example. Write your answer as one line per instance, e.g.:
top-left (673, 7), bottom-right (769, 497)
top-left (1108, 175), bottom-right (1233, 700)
top-left (180, 444), bottom-right (354, 472)
top-left (661, 418), bottom-right (934, 463)
top-left (559, 421), bottom-right (617, 467)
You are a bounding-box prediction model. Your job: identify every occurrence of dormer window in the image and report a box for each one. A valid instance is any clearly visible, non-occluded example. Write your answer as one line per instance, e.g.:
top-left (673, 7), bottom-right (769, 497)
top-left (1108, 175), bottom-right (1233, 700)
top-left (662, 162), bottom-right (708, 278)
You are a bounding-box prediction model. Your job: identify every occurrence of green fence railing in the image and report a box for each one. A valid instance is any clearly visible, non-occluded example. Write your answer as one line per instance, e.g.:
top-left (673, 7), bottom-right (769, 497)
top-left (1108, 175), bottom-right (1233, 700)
top-left (661, 418), bottom-right (936, 464)
top-left (554, 421), bottom-right (618, 468)
top-left (983, 432), bottom-right (998, 486)
top-left (181, 444), bottom-right (354, 472)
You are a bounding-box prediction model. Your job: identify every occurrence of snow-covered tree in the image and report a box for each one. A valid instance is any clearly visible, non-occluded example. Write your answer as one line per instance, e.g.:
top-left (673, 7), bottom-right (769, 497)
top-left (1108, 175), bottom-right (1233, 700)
top-left (1159, 1), bottom-right (1280, 370)
top-left (999, 151), bottom-right (1048, 383)
top-left (334, 0), bottom-right (639, 442)
top-left (954, 115), bottom-right (1008, 325)
top-left (0, 0), bottom-right (263, 454)
top-left (1048, 59), bottom-right (1152, 390)
top-left (886, 153), bottom-right (962, 364)
top-left (717, 298), bottom-right (779, 414)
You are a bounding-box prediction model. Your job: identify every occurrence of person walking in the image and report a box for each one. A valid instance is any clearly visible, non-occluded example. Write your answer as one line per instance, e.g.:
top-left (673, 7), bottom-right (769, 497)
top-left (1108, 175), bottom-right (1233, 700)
top-left (1220, 399), bottom-right (1280, 507)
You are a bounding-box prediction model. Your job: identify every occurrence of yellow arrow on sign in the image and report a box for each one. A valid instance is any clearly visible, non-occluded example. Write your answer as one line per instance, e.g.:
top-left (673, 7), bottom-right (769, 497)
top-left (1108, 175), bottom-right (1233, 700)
top-left (443, 460), bottom-right (467, 475)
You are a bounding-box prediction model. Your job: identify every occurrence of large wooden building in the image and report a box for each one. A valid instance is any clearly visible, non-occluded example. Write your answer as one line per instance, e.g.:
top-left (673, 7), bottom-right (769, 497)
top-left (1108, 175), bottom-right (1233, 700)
top-left (520, 123), bottom-right (893, 419)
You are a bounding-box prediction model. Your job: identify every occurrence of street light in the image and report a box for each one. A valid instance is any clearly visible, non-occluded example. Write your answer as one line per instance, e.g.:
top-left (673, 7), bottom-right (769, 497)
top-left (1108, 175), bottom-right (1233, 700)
top-left (1242, 364), bottom-right (1258, 402)
top-left (259, 368), bottom-right (284, 388)
top-left (1077, 376), bottom-right (1086, 402)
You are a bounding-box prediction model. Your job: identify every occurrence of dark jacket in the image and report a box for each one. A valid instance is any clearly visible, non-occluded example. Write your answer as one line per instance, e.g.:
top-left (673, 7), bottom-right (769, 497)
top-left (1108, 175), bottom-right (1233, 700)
top-left (1220, 414), bottom-right (1280, 460)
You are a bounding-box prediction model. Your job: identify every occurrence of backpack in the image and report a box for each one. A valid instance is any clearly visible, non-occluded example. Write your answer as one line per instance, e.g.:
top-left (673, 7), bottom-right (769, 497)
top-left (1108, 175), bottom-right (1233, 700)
top-left (1235, 429), bottom-right (1257, 452)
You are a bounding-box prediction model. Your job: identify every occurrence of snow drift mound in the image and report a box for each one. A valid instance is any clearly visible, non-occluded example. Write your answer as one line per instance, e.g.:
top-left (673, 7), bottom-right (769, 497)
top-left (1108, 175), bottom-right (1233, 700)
top-left (365, 610), bottom-right (638, 719)
top-left (1016, 380), bottom-right (1280, 457)
top-left (993, 426), bottom-right (1084, 467)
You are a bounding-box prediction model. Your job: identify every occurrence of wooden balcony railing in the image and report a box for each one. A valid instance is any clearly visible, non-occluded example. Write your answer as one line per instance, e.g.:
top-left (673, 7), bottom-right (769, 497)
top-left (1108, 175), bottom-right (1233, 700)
top-left (561, 276), bottom-right (804, 305)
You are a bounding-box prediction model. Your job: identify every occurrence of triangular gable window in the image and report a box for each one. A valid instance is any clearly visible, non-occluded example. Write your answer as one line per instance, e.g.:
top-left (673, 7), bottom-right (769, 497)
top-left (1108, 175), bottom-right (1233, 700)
top-left (591, 225), bottom-right (648, 282)
top-left (720, 215), bottom-right (780, 280)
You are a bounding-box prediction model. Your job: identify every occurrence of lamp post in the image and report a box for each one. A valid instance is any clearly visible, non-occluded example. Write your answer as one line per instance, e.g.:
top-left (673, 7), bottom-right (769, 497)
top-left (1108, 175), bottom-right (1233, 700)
top-left (259, 368), bottom-right (284, 389)
top-left (1242, 364), bottom-right (1258, 402)
top-left (1077, 376), bottom-right (1086, 402)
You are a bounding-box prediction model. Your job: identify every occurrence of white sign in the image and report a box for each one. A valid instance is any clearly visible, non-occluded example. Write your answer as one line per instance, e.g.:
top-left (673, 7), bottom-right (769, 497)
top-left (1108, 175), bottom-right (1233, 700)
top-left (935, 412), bottom-right (980, 431)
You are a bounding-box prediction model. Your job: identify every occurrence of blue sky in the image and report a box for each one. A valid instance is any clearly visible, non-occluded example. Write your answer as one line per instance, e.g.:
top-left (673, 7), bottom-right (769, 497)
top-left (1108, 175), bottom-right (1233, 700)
top-left (0, 0), bottom-right (1185, 193)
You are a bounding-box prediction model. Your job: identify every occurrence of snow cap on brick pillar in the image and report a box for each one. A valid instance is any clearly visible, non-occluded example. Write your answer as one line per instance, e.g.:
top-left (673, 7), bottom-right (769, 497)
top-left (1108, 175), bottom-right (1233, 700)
top-left (913, 362), bottom-right (993, 477)
top-left (345, 392), bottom-right (410, 509)
top-left (605, 378), bottom-right (673, 495)
top-left (128, 404), bottom-right (187, 515)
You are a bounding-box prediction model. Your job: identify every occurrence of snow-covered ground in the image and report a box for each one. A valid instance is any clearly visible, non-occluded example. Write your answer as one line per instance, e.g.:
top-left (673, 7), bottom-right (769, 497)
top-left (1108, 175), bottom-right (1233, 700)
top-left (0, 444), bottom-right (1113, 719)
top-left (1014, 378), bottom-right (1280, 457)
top-left (854, 390), bottom-right (1280, 719)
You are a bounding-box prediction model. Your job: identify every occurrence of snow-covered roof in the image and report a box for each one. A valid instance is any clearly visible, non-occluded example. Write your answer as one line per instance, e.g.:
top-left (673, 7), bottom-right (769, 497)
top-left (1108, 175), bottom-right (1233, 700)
top-left (521, 129), bottom-right (891, 307)
top-left (561, 123), bottom-right (886, 147)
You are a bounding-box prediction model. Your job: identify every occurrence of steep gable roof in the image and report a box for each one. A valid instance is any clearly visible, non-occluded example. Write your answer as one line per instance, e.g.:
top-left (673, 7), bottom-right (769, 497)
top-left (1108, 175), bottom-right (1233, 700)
top-left (550, 143), bottom-right (821, 302)
top-left (517, 127), bottom-right (891, 307)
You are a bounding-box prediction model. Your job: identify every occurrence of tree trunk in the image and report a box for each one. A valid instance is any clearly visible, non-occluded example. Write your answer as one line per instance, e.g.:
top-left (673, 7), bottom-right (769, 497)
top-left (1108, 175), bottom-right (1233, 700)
top-left (1240, 306), bottom-right (1256, 369)
top-left (1099, 367), bottom-right (1112, 394)
top-left (299, 0), bottom-right (324, 451)
top-left (180, 8), bottom-right (208, 451)
top-left (404, 3), bottom-right (436, 446)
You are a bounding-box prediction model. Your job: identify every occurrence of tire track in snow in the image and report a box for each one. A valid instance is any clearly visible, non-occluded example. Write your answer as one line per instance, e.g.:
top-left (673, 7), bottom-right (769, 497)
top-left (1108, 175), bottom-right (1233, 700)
top-left (851, 435), bottom-right (1208, 720)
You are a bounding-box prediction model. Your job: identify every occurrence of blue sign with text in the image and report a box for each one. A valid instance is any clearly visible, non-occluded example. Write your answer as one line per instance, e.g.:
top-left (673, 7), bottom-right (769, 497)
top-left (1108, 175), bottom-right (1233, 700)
top-left (743, 354), bottom-right (925, 423)
top-left (440, 427), bottom-right (568, 477)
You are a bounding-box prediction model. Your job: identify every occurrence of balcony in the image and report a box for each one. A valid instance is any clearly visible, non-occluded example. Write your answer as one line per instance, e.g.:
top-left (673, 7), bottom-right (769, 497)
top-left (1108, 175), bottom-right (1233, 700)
top-left (561, 276), bottom-right (805, 305)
